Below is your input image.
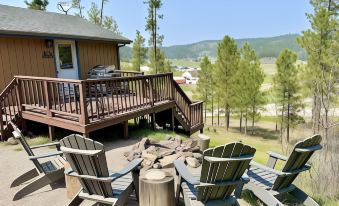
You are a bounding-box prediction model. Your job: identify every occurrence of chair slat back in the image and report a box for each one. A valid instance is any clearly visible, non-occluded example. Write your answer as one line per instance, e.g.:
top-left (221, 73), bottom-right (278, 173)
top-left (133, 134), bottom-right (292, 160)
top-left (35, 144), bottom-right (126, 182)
top-left (9, 122), bottom-right (45, 173)
top-left (197, 142), bottom-right (256, 202)
top-left (60, 134), bottom-right (113, 197)
top-left (272, 135), bottom-right (322, 190)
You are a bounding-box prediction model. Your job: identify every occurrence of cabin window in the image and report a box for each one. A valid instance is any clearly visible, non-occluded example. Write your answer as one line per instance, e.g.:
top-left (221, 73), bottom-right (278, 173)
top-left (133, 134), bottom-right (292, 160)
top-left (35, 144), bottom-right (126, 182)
top-left (58, 44), bottom-right (73, 69)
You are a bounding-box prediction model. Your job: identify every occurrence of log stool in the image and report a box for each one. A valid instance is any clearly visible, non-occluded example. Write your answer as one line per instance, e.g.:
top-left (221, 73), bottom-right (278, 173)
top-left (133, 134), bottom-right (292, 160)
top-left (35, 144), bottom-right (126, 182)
top-left (139, 170), bottom-right (175, 206)
top-left (198, 134), bottom-right (210, 152)
top-left (64, 162), bottom-right (81, 199)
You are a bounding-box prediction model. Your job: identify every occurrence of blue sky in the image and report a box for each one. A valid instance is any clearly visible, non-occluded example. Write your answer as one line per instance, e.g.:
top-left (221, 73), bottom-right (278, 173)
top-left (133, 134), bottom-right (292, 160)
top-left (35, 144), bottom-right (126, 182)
top-left (0, 0), bottom-right (313, 46)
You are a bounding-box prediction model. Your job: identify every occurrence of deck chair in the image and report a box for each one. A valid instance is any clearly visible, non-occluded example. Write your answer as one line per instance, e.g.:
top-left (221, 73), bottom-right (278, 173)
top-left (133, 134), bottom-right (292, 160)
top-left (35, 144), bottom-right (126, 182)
top-left (9, 121), bottom-right (65, 200)
top-left (60, 134), bottom-right (143, 206)
top-left (174, 142), bottom-right (256, 206)
top-left (245, 135), bottom-right (322, 206)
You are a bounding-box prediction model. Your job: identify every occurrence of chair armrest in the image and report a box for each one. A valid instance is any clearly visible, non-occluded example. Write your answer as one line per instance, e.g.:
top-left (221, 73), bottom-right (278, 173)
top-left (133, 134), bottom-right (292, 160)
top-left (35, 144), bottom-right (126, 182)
top-left (109, 158), bottom-right (143, 180)
top-left (30, 142), bottom-right (61, 150)
top-left (174, 160), bottom-right (200, 185)
top-left (267, 151), bottom-right (288, 161)
top-left (28, 151), bottom-right (63, 160)
top-left (266, 151), bottom-right (288, 168)
top-left (240, 173), bottom-right (250, 184)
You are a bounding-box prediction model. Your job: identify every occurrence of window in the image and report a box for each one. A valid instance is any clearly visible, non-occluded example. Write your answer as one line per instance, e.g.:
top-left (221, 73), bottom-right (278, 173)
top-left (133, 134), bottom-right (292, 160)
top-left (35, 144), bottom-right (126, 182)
top-left (58, 44), bottom-right (73, 69)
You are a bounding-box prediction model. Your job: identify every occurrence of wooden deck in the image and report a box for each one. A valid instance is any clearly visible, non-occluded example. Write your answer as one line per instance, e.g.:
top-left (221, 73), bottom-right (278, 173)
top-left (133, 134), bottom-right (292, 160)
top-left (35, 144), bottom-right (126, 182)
top-left (0, 72), bottom-right (203, 140)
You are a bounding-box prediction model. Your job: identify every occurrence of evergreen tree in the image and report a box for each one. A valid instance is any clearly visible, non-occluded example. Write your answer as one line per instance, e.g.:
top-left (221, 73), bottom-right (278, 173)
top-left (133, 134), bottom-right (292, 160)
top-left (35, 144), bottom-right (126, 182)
top-left (131, 30), bottom-right (147, 71)
top-left (149, 48), bottom-right (166, 73)
top-left (25, 0), bottom-right (48, 10)
top-left (234, 43), bottom-right (265, 135)
top-left (100, 0), bottom-right (109, 24)
top-left (197, 56), bottom-right (213, 123)
top-left (144, 0), bottom-right (164, 73)
top-left (297, 0), bottom-right (338, 138)
top-left (273, 49), bottom-right (304, 143)
top-left (215, 36), bottom-right (239, 130)
top-left (88, 2), bottom-right (101, 25)
top-left (103, 16), bottom-right (121, 35)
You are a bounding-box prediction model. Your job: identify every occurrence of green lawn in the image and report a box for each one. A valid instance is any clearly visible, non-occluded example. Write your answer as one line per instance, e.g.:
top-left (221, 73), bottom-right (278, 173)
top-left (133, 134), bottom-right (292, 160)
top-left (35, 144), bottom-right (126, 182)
top-left (170, 59), bottom-right (200, 68)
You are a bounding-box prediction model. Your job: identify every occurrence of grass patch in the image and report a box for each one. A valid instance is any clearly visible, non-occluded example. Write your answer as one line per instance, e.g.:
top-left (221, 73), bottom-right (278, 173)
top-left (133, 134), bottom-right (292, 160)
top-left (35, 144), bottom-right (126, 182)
top-left (13, 147), bottom-right (22, 151)
top-left (171, 59), bottom-right (200, 68)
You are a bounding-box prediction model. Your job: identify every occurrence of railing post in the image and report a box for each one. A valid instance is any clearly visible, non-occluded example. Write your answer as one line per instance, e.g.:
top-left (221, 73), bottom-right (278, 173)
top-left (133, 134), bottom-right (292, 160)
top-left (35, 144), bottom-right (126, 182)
top-left (43, 81), bottom-right (51, 117)
top-left (149, 77), bottom-right (154, 107)
top-left (15, 78), bottom-right (23, 116)
top-left (201, 103), bottom-right (203, 124)
top-left (189, 106), bottom-right (192, 129)
top-left (79, 82), bottom-right (89, 125)
top-left (0, 100), bottom-right (3, 140)
top-left (170, 73), bottom-right (175, 100)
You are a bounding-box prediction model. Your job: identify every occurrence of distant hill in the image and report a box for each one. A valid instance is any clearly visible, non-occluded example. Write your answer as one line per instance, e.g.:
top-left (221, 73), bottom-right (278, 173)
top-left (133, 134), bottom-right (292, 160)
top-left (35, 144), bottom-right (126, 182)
top-left (120, 34), bottom-right (306, 60)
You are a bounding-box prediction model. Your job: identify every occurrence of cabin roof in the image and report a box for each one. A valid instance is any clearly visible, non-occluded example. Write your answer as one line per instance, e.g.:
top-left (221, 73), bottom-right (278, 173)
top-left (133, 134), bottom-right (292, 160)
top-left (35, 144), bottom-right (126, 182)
top-left (0, 4), bottom-right (132, 44)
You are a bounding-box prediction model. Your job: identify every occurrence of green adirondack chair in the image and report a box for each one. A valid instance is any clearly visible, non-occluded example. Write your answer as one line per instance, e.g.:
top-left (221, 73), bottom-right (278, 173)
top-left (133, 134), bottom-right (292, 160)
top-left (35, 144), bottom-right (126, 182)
top-left (60, 134), bottom-right (143, 206)
top-left (9, 121), bottom-right (65, 201)
top-left (245, 135), bottom-right (322, 206)
top-left (174, 142), bottom-right (256, 206)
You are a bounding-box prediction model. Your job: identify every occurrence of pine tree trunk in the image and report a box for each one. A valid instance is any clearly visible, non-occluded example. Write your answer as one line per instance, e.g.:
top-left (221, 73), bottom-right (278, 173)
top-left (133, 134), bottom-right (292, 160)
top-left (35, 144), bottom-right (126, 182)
top-left (245, 110), bottom-right (248, 135)
top-left (239, 111), bottom-right (242, 132)
top-left (225, 107), bottom-right (228, 130)
top-left (227, 110), bottom-right (230, 130)
top-left (204, 103), bottom-right (207, 123)
top-left (251, 100), bottom-right (255, 135)
top-left (211, 95), bottom-right (214, 126)
top-left (217, 99), bottom-right (220, 126)
top-left (287, 102), bottom-right (290, 143)
top-left (153, 7), bottom-right (158, 74)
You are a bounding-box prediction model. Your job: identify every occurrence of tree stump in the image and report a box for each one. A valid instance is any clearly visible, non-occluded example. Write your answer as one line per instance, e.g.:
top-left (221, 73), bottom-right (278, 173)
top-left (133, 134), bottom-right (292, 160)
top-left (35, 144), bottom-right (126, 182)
top-left (198, 134), bottom-right (210, 152)
top-left (64, 162), bottom-right (81, 199)
top-left (139, 170), bottom-right (175, 206)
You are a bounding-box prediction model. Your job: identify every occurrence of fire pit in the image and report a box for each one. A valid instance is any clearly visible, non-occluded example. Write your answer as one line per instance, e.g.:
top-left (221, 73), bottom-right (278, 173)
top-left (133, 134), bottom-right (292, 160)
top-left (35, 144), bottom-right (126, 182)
top-left (124, 136), bottom-right (203, 171)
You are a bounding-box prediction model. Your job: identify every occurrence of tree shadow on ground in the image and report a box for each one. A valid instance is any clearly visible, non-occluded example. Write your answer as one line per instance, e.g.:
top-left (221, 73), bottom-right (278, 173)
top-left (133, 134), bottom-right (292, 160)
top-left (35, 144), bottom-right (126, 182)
top-left (228, 126), bottom-right (280, 140)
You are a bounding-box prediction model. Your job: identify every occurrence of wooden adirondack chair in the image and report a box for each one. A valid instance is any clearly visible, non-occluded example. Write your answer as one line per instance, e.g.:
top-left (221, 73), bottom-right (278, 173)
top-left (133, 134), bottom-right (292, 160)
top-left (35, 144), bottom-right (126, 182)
top-left (174, 142), bottom-right (256, 206)
top-left (9, 121), bottom-right (65, 200)
top-left (244, 135), bottom-right (322, 206)
top-left (60, 134), bottom-right (143, 206)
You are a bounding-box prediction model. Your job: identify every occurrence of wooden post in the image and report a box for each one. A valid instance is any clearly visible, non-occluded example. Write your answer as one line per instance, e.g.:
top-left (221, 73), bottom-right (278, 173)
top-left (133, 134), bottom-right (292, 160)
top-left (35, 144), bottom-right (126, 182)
top-left (139, 170), bottom-right (175, 206)
top-left (171, 108), bottom-right (175, 131)
top-left (48, 125), bottom-right (55, 141)
top-left (123, 121), bottom-right (128, 139)
top-left (151, 113), bottom-right (156, 130)
top-left (79, 82), bottom-right (89, 125)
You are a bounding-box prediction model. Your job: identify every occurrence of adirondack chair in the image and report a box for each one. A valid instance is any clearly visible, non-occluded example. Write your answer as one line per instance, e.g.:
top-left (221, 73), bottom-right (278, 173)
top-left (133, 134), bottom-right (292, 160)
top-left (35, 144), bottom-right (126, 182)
top-left (60, 134), bottom-right (143, 206)
top-left (174, 142), bottom-right (256, 206)
top-left (244, 135), bottom-right (322, 206)
top-left (9, 121), bottom-right (65, 200)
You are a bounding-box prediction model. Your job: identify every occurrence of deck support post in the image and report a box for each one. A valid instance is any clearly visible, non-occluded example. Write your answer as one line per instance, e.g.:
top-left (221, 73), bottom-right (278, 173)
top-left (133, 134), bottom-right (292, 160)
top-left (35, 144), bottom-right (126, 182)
top-left (21, 119), bottom-right (27, 135)
top-left (171, 108), bottom-right (175, 131)
top-left (48, 125), bottom-right (55, 141)
top-left (123, 121), bottom-right (128, 139)
top-left (151, 113), bottom-right (156, 130)
top-left (200, 128), bottom-right (203, 134)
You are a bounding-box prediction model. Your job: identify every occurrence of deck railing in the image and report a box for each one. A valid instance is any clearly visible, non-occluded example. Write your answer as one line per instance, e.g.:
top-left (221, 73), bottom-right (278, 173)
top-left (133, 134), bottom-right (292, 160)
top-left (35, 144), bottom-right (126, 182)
top-left (1, 72), bottom-right (203, 140)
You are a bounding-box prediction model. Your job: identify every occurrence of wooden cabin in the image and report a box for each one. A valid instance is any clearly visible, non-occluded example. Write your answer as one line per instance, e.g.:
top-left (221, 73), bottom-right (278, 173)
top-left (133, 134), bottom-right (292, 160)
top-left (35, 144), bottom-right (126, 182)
top-left (0, 5), bottom-right (204, 141)
top-left (0, 4), bottom-right (131, 91)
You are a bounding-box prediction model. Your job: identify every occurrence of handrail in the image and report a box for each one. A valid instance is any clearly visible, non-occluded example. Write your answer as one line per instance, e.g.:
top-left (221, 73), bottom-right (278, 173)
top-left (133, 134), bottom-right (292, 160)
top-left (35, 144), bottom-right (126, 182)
top-left (0, 78), bottom-right (17, 97)
top-left (173, 80), bottom-right (192, 104)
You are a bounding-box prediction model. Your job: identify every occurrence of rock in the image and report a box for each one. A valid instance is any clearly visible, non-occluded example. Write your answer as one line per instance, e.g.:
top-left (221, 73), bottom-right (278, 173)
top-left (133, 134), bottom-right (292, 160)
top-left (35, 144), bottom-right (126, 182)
top-left (186, 157), bottom-right (201, 168)
top-left (159, 153), bottom-right (181, 168)
top-left (177, 155), bottom-right (186, 161)
top-left (193, 153), bottom-right (203, 163)
top-left (7, 137), bottom-right (18, 145)
top-left (191, 146), bottom-right (200, 152)
top-left (159, 149), bottom-right (175, 157)
top-left (139, 137), bottom-right (150, 151)
top-left (127, 152), bottom-right (136, 161)
top-left (159, 140), bottom-right (181, 150)
top-left (123, 151), bottom-right (130, 157)
top-left (174, 136), bottom-right (182, 143)
top-left (142, 159), bottom-right (154, 167)
top-left (142, 150), bottom-right (158, 162)
top-left (182, 152), bottom-right (193, 157)
top-left (153, 163), bottom-right (162, 169)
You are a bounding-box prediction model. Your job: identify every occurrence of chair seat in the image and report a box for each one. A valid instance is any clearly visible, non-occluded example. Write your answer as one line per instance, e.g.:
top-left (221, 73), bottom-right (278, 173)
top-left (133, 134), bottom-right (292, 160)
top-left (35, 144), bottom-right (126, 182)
top-left (41, 156), bottom-right (66, 173)
top-left (247, 167), bottom-right (278, 190)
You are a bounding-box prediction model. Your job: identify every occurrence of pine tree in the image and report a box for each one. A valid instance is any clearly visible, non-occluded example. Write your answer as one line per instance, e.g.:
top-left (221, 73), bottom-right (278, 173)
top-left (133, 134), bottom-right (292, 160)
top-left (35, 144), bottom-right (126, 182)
top-left (273, 49), bottom-right (304, 143)
top-left (297, 0), bottom-right (338, 138)
top-left (144, 0), bottom-right (164, 74)
top-left (103, 16), bottom-right (121, 35)
top-left (131, 30), bottom-right (147, 71)
top-left (100, 0), bottom-right (109, 24)
top-left (149, 48), bottom-right (167, 73)
top-left (25, 0), bottom-right (48, 10)
top-left (197, 56), bottom-right (213, 123)
top-left (88, 2), bottom-right (101, 25)
top-left (215, 36), bottom-right (239, 130)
